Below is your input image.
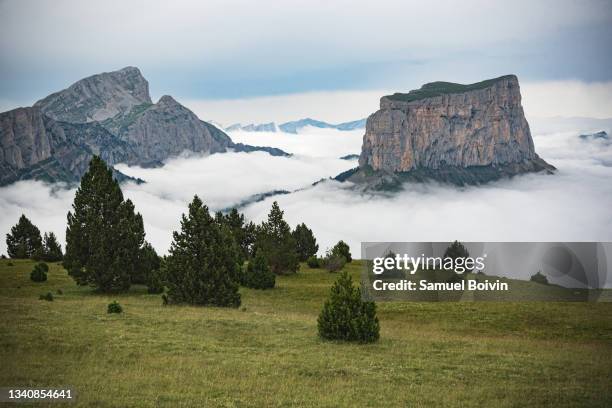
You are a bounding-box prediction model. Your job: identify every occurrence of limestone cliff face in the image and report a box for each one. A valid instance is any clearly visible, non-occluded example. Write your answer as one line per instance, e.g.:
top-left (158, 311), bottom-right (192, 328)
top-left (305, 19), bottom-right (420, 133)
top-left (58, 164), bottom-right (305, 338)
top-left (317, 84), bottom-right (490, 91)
top-left (355, 75), bottom-right (553, 186)
top-left (118, 95), bottom-right (229, 165)
top-left (1, 67), bottom-right (287, 186)
top-left (35, 67), bottom-right (152, 123)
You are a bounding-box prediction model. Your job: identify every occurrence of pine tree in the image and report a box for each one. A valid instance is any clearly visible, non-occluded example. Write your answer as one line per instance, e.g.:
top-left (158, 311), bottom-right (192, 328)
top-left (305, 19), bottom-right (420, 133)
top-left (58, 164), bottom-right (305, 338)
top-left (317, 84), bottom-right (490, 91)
top-left (255, 201), bottom-right (299, 275)
top-left (242, 249), bottom-right (275, 289)
top-left (165, 195), bottom-right (241, 307)
top-left (331, 240), bottom-right (352, 263)
top-left (318, 271), bottom-right (379, 343)
top-left (443, 240), bottom-right (470, 260)
top-left (218, 208), bottom-right (250, 264)
top-left (6, 214), bottom-right (43, 259)
top-left (132, 241), bottom-right (161, 285)
top-left (42, 232), bottom-right (63, 262)
top-left (292, 223), bottom-right (319, 262)
top-left (63, 156), bottom-right (145, 292)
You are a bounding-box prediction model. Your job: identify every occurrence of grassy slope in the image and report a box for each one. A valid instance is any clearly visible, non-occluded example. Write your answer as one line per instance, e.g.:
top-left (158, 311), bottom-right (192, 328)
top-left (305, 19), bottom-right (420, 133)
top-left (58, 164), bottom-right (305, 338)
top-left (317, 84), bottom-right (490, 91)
top-left (0, 259), bottom-right (610, 407)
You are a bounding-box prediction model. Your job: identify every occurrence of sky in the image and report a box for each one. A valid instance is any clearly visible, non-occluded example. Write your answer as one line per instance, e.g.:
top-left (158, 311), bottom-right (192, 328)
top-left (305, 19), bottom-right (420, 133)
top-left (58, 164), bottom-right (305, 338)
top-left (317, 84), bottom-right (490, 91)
top-left (1, 0), bottom-right (612, 122)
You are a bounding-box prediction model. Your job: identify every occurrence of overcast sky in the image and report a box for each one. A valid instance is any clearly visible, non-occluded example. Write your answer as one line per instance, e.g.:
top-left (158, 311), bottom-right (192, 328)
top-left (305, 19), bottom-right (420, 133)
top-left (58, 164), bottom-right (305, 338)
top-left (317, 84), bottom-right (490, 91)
top-left (1, 0), bottom-right (611, 116)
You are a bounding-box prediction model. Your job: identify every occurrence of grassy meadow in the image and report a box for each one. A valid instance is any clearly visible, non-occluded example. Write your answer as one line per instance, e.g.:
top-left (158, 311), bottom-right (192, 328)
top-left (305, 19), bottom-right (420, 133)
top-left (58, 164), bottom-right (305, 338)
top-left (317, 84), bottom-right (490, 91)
top-left (1, 258), bottom-right (611, 407)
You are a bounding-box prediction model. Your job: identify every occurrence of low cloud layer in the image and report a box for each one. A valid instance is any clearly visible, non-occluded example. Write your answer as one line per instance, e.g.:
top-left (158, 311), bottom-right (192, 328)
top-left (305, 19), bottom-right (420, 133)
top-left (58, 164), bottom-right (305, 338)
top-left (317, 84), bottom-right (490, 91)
top-left (1, 123), bottom-right (611, 270)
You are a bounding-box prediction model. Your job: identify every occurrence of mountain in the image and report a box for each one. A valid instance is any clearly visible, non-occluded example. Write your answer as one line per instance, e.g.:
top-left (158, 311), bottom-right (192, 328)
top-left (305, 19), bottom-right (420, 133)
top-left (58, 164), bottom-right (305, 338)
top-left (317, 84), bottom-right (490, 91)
top-left (226, 122), bottom-right (278, 132)
top-left (579, 131), bottom-right (609, 144)
top-left (224, 118), bottom-right (366, 134)
top-left (337, 75), bottom-right (555, 189)
top-left (0, 67), bottom-right (287, 186)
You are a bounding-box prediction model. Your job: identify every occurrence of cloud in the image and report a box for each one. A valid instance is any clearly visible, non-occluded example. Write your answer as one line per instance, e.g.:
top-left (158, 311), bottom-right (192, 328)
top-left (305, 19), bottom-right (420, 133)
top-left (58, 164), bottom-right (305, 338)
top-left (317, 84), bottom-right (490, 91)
top-left (1, 0), bottom-right (611, 102)
top-left (1, 122), bottom-right (611, 283)
top-left (185, 80), bottom-right (612, 125)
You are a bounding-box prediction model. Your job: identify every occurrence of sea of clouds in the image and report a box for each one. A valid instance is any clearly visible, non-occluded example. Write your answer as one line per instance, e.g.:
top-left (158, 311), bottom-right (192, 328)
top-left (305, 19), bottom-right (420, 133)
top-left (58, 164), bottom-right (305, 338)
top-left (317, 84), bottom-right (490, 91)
top-left (1, 121), bottom-right (611, 262)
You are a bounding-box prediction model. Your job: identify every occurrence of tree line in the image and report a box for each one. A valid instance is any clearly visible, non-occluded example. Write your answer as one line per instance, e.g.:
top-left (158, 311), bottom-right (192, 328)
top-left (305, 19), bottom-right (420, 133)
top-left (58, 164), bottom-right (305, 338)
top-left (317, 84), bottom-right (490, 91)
top-left (4, 156), bottom-right (379, 343)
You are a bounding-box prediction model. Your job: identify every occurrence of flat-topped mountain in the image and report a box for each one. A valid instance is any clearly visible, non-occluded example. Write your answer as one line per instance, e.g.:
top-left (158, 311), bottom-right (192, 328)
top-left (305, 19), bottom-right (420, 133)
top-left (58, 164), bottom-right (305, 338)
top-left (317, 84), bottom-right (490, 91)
top-left (338, 75), bottom-right (554, 188)
top-left (0, 67), bottom-right (287, 186)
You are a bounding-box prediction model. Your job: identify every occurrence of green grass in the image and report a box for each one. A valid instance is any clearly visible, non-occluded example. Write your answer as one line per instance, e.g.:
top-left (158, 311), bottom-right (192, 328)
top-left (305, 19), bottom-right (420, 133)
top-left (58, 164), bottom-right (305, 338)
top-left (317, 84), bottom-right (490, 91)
top-left (1, 259), bottom-right (611, 407)
top-left (386, 75), bottom-right (516, 103)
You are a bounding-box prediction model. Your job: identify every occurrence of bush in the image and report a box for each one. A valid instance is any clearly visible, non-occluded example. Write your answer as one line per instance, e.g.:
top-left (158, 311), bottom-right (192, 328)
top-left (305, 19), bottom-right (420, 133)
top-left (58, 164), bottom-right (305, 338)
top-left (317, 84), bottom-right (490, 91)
top-left (242, 250), bottom-right (275, 289)
top-left (331, 240), bottom-right (352, 263)
top-left (39, 292), bottom-right (54, 301)
top-left (107, 301), bottom-right (123, 314)
top-left (323, 253), bottom-right (346, 273)
top-left (7, 262), bottom-right (13, 266)
top-left (306, 255), bottom-right (321, 268)
top-left (318, 271), bottom-right (379, 343)
top-left (530, 270), bottom-right (549, 285)
top-left (30, 263), bottom-right (48, 282)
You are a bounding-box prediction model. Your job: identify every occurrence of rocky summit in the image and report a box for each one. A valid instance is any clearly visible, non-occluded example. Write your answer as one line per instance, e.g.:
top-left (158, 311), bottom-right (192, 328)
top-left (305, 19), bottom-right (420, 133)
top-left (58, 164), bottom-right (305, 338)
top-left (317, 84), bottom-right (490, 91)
top-left (0, 67), bottom-right (286, 186)
top-left (338, 75), bottom-right (555, 188)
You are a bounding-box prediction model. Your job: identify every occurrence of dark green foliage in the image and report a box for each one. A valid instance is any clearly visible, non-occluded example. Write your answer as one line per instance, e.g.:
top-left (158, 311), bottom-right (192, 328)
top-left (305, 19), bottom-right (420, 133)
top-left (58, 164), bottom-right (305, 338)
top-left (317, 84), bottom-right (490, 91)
top-left (255, 202), bottom-right (299, 275)
top-left (57, 289), bottom-right (63, 295)
top-left (530, 270), bottom-right (549, 285)
top-left (132, 241), bottom-right (161, 285)
top-left (386, 75), bottom-right (515, 102)
top-left (146, 257), bottom-right (166, 294)
top-left (41, 232), bottom-right (63, 262)
top-left (39, 292), bottom-right (54, 301)
top-left (242, 250), bottom-right (275, 289)
top-left (165, 195), bottom-right (241, 307)
top-left (6, 214), bottom-right (43, 259)
top-left (306, 256), bottom-right (321, 268)
top-left (63, 156), bottom-right (145, 293)
top-left (292, 223), bottom-right (319, 262)
top-left (318, 271), bottom-right (380, 343)
top-left (444, 241), bottom-right (470, 261)
top-left (217, 208), bottom-right (251, 264)
top-left (331, 240), bottom-right (352, 263)
top-left (107, 301), bottom-right (123, 314)
top-left (30, 263), bottom-right (48, 282)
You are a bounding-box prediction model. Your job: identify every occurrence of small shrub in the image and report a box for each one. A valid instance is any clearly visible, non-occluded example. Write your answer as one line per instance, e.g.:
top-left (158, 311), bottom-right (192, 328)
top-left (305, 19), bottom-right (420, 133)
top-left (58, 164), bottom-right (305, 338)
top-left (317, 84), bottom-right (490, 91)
top-left (318, 271), bottom-right (379, 343)
top-left (242, 250), bottom-right (275, 289)
top-left (530, 270), bottom-right (549, 285)
top-left (306, 256), bottom-right (320, 268)
top-left (107, 301), bottom-right (123, 314)
top-left (323, 249), bottom-right (346, 273)
top-left (39, 292), bottom-right (54, 301)
top-left (7, 262), bottom-right (14, 266)
top-left (30, 263), bottom-right (48, 282)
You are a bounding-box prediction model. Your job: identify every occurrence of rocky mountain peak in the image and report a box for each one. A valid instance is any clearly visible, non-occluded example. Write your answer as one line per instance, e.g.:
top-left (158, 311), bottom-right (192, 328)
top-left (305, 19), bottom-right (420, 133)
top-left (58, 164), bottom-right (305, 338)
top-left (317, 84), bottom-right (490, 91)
top-left (34, 66), bottom-right (151, 123)
top-left (340, 75), bottom-right (554, 188)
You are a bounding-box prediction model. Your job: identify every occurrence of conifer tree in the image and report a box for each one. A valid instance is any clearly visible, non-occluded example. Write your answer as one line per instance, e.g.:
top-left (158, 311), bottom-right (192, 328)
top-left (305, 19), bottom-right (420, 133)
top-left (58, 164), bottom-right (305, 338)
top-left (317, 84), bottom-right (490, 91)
top-left (331, 240), bottom-right (352, 263)
top-left (255, 201), bottom-right (299, 275)
top-left (242, 249), bottom-right (275, 289)
top-left (318, 271), bottom-right (379, 343)
top-left (443, 240), bottom-right (470, 260)
top-left (132, 241), bottom-right (161, 285)
top-left (165, 195), bottom-right (241, 307)
top-left (292, 223), bottom-right (319, 262)
top-left (63, 156), bottom-right (145, 292)
top-left (6, 214), bottom-right (43, 259)
top-left (42, 232), bottom-right (63, 262)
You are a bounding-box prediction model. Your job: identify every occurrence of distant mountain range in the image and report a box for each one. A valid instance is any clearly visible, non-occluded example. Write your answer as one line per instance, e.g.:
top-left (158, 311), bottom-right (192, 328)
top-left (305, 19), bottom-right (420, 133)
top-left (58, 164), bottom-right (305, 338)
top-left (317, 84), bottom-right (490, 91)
top-left (225, 118), bottom-right (366, 134)
top-left (0, 67), bottom-right (289, 186)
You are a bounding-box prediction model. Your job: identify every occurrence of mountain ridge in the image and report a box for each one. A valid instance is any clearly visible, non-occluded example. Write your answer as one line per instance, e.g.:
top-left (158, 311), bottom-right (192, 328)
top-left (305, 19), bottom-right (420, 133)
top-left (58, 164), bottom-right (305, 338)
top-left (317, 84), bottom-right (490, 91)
top-left (0, 67), bottom-right (289, 186)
